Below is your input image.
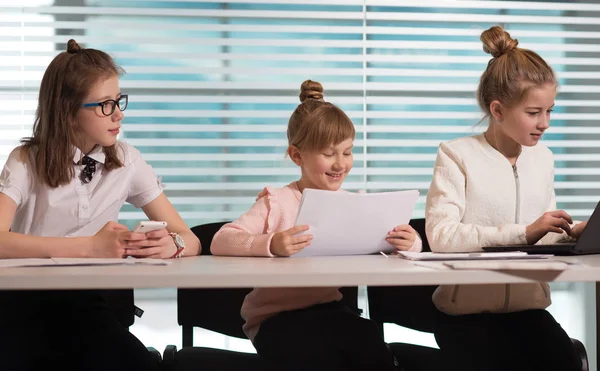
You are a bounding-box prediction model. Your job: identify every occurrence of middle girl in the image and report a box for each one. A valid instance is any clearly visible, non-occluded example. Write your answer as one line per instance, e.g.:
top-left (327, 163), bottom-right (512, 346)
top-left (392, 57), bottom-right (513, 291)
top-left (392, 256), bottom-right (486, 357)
top-left (211, 80), bottom-right (421, 371)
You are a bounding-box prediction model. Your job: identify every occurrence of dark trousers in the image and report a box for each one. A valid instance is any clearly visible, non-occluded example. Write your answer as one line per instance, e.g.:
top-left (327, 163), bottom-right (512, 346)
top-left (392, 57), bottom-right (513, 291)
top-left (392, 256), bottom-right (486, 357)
top-left (0, 290), bottom-right (159, 371)
top-left (435, 309), bottom-right (582, 371)
top-left (253, 300), bottom-right (398, 371)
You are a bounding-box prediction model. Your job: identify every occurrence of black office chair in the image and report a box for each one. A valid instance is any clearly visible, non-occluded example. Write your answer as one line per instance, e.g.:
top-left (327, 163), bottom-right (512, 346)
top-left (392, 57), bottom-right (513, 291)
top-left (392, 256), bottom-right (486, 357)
top-left (99, 289), bottom-right (163, 366)
top-left (368, 218), bottom-right (589, 371)
top-left (162, 221), bottom-right (360, 371)
top-left (98, 289), bottom-right (136, 329)
top-left (162, 221), bottom-right (265, 371)
top-left (367, 219), bottom-right (443, 371)
top-left (368, 283), bottom-right (442, 371)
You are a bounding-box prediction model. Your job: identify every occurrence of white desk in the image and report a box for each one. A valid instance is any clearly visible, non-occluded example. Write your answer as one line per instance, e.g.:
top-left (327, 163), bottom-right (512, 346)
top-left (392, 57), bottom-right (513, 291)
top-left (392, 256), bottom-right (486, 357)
top-left (1, 255), bottom-right (600, 290)
top-left (1, 254), bottom-right (600, 369)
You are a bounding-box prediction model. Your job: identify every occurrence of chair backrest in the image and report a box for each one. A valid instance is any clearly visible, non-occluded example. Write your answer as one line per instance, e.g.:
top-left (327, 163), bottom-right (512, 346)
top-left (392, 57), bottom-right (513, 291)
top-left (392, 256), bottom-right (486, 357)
top-left (367, 285), bottom-right (438, 333)
top-left (193, 221), bottom-right (229, 256)
top-left (409, 218), bottom-right (431, 252)
top-left (178, 221), bottom-right (359, 347)
top-left (367, 218), bottom-right (438, 334)
top-left (179, 221), bottom-right (250, 344)
top-left (99, 289), bottom-right (135, 328)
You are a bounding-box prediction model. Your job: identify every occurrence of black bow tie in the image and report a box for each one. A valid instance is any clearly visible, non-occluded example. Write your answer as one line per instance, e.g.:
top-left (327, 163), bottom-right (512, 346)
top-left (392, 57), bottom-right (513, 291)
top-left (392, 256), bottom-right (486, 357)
top-left (80, 156), bottom-right (98, 184)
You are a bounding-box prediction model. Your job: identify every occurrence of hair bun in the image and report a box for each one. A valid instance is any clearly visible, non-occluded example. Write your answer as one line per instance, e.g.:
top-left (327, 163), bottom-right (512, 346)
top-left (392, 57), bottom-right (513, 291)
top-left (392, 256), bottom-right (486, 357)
top-left (480, 26), bottom-right (518, 58)
top-left (66, 39), bottom-right (82, 54)
top-left (299, 80), bottom-right (324, 103)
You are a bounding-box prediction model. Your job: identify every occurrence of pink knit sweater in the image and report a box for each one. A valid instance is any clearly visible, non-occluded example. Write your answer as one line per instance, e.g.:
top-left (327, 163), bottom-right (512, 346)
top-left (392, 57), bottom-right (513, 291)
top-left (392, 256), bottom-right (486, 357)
top-left (210, 182), bottom-right (421, 342)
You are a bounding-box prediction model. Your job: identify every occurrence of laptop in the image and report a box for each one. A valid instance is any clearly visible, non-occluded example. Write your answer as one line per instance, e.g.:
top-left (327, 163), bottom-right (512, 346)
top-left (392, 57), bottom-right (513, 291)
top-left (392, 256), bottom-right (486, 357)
top-left (482, 201), bottom-right (600, 256)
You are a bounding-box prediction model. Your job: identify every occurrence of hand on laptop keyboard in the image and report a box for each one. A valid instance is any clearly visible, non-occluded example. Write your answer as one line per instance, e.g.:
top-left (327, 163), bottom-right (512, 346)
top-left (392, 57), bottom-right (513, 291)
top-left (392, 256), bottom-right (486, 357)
top-left (570, 220), bottom-right (588, 240)
top-left (526, 210), bottom-right (573, 244)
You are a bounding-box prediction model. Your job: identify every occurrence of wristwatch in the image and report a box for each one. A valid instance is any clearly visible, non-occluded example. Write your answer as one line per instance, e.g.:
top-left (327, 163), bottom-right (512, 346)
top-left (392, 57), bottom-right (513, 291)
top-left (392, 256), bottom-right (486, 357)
top-left (168, 232), bottom-right (185, 258)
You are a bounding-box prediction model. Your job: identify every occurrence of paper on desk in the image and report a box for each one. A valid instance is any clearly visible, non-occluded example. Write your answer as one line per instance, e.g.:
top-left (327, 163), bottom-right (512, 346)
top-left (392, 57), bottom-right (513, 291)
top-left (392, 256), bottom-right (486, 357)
top-left (293, 188), bottom-right (419, 257)
top-left (0, 259), bottom-right (56, 268)
top-left (397, 251), bottom-right (553, 261)
top-left (443, 260), bottom-right (571, 271)
top-left (52, 258), bottom-right (170, 266)
top-left (411, 261), bottom-right (452, 270)
top-left (0, 257), bottom-right (170, 268)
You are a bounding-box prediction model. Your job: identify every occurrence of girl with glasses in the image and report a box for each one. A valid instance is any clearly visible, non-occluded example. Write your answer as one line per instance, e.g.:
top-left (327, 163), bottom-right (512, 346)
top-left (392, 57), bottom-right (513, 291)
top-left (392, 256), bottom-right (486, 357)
top-left (0, 39), bottom-right (199, 371)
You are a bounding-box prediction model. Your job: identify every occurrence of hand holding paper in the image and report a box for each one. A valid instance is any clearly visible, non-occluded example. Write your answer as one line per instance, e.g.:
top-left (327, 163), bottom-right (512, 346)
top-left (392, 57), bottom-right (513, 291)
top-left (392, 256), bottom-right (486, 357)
top-left (271, 225), bottom-right (312, 257)
top-left (293, 188), bottom-right (419, 257)
top-left (386, 224), bottom-right (418, 251)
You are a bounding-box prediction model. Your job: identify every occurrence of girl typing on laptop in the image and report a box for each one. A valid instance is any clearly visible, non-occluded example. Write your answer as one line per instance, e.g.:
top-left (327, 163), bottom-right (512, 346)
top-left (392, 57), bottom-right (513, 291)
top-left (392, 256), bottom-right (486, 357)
top-left (210, 80), bottom-right (421, 371)
top-left (425, 26), bottom-right (583, 371)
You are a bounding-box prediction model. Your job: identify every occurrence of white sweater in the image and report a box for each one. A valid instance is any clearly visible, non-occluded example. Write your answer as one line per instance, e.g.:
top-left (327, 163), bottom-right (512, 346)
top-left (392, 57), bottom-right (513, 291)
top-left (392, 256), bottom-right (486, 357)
top-left (426, 133), bottom-right (567, 253)
top-left (425, 134), bottom-right (566, 315)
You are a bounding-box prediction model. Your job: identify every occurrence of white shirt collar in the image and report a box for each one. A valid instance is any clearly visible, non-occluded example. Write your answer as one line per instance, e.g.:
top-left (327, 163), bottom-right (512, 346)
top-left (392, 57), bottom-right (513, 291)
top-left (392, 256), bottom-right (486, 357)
top-left (73, 146), bottom-right (106, 164)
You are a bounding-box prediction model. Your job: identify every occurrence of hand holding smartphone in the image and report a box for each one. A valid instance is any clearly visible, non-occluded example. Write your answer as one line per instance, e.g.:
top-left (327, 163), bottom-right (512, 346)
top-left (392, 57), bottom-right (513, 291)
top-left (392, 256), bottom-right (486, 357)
top-left (132, 221), bottom-right (167, 233)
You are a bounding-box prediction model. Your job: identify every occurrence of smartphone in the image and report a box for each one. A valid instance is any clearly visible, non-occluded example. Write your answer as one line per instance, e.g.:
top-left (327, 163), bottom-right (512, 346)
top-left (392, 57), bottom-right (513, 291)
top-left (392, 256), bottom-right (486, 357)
top-left (133, 221), bottom-right (167, 233)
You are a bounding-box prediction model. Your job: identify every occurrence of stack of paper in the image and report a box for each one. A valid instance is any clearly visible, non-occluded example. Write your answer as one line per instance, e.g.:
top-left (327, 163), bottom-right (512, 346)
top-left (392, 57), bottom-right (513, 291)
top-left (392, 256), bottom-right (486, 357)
top-left (397, 251), bottom-right (573, 271)
top-left (396, 251), bottom-right (552, 261)
top-left (443, 260), bottom-right (570, 271)
top-left (293, 188), bottom-right (419, 257)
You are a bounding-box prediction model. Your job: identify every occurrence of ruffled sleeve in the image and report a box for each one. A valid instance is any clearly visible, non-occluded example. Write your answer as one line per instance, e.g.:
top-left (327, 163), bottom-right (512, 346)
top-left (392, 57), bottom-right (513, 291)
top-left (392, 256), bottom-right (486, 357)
top-left (210, 186), bottom-right (279, 257)
top-left (0, 147), bottom-right (32, 207)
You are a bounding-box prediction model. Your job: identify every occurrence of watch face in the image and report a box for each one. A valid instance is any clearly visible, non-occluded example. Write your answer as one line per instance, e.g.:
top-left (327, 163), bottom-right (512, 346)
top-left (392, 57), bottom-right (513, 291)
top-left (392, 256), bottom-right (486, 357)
top-left (175, 234), bottom-right (185, 248)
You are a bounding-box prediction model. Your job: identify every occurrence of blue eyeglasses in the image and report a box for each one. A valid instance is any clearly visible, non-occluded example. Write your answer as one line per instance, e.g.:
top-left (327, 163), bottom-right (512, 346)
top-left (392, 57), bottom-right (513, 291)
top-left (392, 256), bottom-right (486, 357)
top-left (82, 94), bottom-right (128, 116)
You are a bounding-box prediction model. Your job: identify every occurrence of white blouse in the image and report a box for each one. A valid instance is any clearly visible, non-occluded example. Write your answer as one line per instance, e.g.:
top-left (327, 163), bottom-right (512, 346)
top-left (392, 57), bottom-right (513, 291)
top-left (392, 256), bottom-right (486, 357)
top-left (0, 141), bottom-right (163, 237)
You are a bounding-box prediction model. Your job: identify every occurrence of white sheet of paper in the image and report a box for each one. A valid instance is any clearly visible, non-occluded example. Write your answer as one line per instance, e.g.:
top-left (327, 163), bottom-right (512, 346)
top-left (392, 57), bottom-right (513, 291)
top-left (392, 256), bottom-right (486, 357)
top-left (396, 251), bottom-right (553, 261)
top-left (0, 257), bottom-right (170, 268)
top-left (0, 259), bottom-right (58, 268)
top-left (52, 258), bottom-right (170, 266)
top-left (293, 188), bottom-right (419, 257)
top-left (443, 260), bottom-right (570, 271)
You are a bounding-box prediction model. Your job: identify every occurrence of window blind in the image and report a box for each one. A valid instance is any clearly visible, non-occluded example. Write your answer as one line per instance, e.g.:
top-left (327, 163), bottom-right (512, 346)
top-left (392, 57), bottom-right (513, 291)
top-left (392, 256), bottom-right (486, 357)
top-left (1, 0), bottom-right (599, 228)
